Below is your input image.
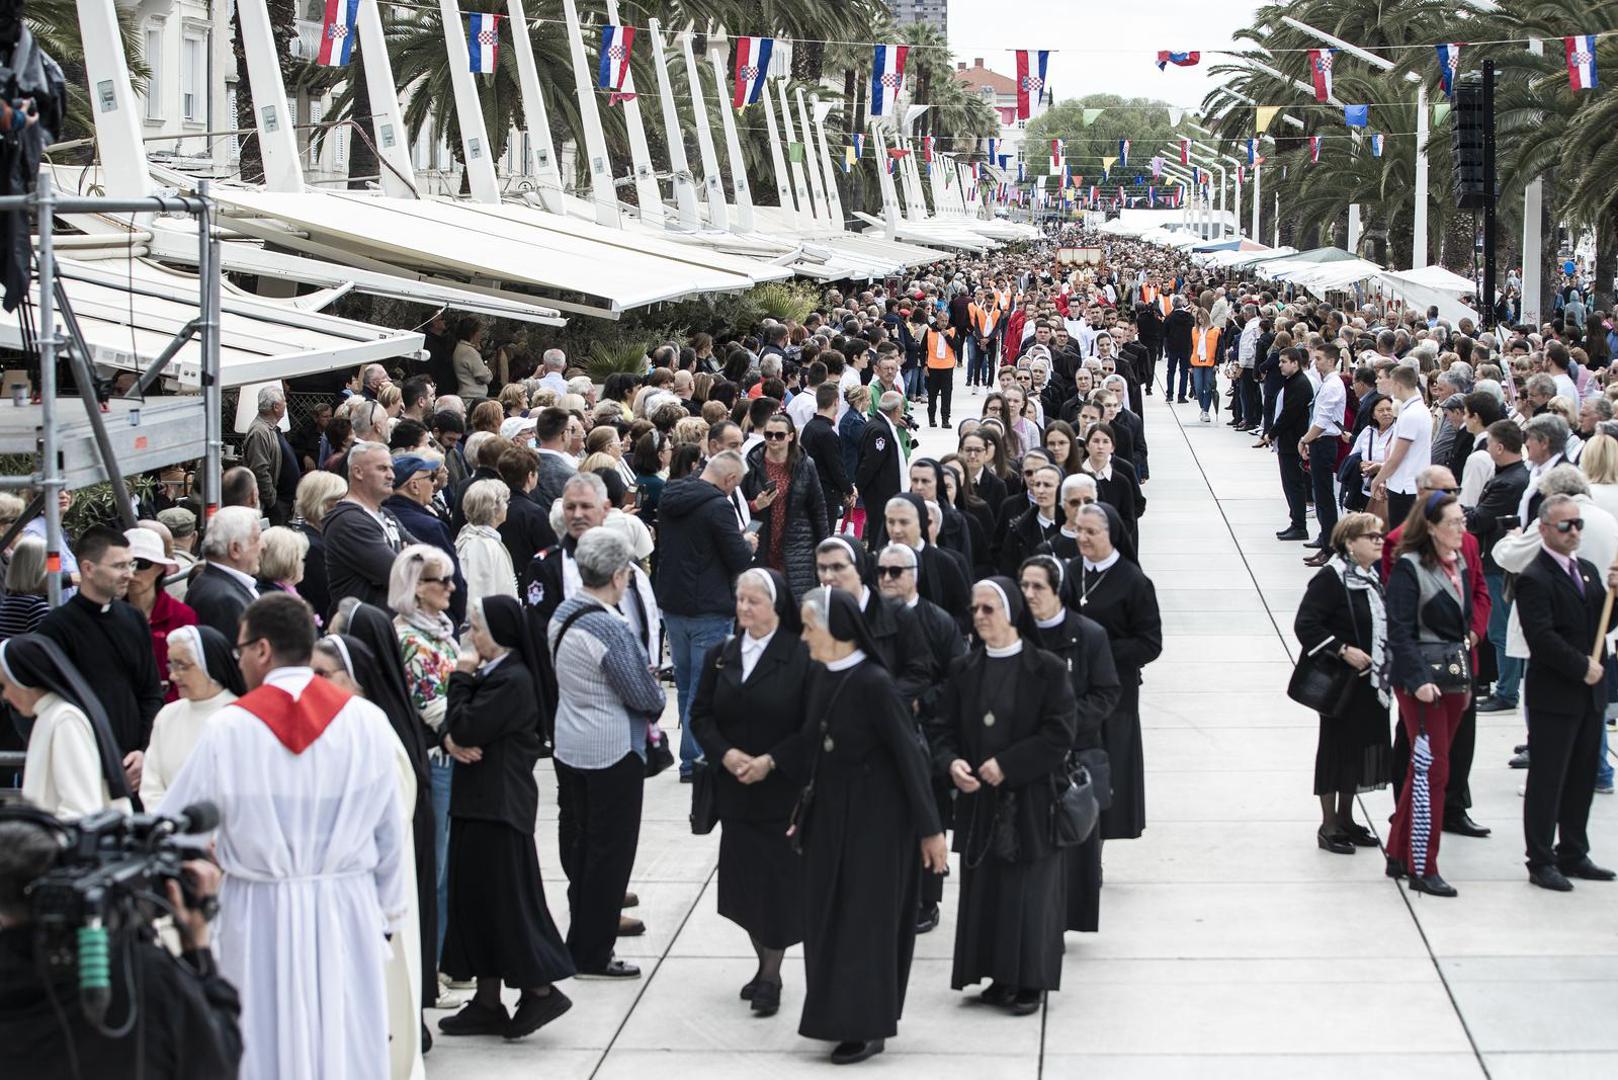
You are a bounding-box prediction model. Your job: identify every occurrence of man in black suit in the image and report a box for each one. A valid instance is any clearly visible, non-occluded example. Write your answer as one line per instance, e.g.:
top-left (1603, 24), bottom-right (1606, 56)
top-left (1468, 421), bottom-right (1532, 713)
top-left (856, 389), bottom-right (910, 550)
top-left (1347, 366), bottom-right (1382, 442)
top-left (183, 505), bottom-right (262, 640)
top-left (1272, 348), bottom-right (1315, 541)
top-left (800, 383), bottom-right (853, 532)
top-left (1512, 493), bottom-right (1618, 891)
top-left (1161, 295), bottom-right (1196, 403)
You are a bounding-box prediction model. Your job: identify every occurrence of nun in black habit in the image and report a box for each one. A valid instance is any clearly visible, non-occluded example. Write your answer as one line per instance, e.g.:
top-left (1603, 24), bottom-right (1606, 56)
top-left (909, 458), bottom-right (975, 570)
top-left (931, 577), bottom-right (1076, 1015)
top-left (884, 492), bottom-right (971, 627)
top-left (1059, 503), bottom-right (1162, 841)
top-left (0, 633), bottom-right (132, 814)
top-left (342, 603), bottom-right (439, 1008)
top-left (687, 567), bottom-right (811, 1018)
top-left (812, 536), bottom-right (931, 708)
top-left (769, 587), bottom-right (947, 1066)
top-left (1017, 556), bottom-right (1122, 933)
top-left (436, 595), bottom-right (574, 1039)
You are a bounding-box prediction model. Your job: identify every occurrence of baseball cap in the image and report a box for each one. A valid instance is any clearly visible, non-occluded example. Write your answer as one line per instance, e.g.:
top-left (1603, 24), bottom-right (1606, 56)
top-left (392, 454), bottom-right (437, 488)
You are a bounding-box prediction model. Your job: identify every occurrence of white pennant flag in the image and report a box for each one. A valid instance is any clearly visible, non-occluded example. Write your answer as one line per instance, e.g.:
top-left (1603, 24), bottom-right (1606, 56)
top-left (1167, 107), bottom-right (1184, 126)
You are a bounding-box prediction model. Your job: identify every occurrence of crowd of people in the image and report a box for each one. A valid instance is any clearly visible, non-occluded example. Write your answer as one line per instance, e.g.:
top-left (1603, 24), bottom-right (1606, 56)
top-left (0, 219), bottom-right (1614, 1076)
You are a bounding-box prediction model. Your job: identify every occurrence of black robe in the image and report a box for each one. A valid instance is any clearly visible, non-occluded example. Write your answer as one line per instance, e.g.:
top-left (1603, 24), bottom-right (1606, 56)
top-left (37, 594), bottom-right (162, 757)
top-left (1060, 557), bottom-right (1163, 840)
top-left (860, 590), bottom-right (932, 710)
top-left (930, 645), bottom-right (1076, 991)
top-left (1029, 612), bottom-right (1122, 932)
top-left (914, 541), bottom-right (971, 626)
top-left (688, 630), bottom-right (812, 948)
top-left (772, 659), bottom-right (942, 1042)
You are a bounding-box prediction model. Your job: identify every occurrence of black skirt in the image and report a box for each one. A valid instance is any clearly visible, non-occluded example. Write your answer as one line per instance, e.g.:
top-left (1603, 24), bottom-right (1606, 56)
top-left (717, 817), bottom-right (804, 949)
top-left (440, 817), bottom-right (575, 986)
top-left (951, 853), bottom-right (1066, 992)
top-left (1063, 833), bottom-right (1101, 933)
top-left (1099, 706), bottom-right (1146, 840)
top-left (1313, 679), bottom-right (1394, 795)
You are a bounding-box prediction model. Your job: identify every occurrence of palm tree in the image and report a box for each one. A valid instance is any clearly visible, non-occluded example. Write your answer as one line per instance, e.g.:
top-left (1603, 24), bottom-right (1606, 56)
top-left (28, 0), bottom-right (145, 147)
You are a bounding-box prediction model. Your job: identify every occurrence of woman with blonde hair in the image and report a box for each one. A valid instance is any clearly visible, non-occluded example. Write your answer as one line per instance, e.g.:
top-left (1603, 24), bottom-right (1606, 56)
top-left (455, 479), bottom-right (517, 604)
top-left (257, 525), bottom-right (310, 598)
top-left (498, 383), bottom-right (529, 419)
top-left (292, 470), bottom-right (346, 622)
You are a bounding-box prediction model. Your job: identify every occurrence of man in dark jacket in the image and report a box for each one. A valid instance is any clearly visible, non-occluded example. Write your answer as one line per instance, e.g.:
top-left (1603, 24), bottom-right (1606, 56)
top-left (181, 506), bottom-right (262, 641)
top-left (1272, 349), bottom-right (1315, 541)
top-left (322, 441), bottom-right (413, 619)
top-left (654, 450), bottom-right (758, 778)
top-left (495, 445), bottom-right (556, 570)
top-left (855, 389), bottom-right (910, 550)
top-left (1133, 303), bottom-right (1162, 392)
top-left (801, 383), bottom-right (853, 532)
top-left (382, 454), bottom-right (467, 626)
top-left (1162, 296), bottom-right (1196, 403)
top-left (1513, 495), bottom-right (1617, 891)
top-left (1468, 420), bottom-right (1531, 713)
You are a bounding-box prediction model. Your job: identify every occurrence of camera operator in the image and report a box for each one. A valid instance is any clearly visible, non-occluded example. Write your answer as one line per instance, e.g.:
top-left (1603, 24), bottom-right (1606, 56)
top-left (0, 817), bottom-right (243, 1080)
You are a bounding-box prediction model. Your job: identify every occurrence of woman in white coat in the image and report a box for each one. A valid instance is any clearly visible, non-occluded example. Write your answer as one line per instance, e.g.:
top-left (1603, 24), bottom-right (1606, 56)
top-left (0, 634), bottom-right (132, 818)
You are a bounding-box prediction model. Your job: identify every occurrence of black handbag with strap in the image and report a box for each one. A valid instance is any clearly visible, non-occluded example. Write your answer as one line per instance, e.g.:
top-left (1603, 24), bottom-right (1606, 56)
top-left (689, 756), bottom-right (720, 835)
top-left (1287, 645), bottom-right (1359, 717)
top-left (1050, 759), bottom-right (1100, 848)
top-left (1415, 640), bottom-right (1471, 695)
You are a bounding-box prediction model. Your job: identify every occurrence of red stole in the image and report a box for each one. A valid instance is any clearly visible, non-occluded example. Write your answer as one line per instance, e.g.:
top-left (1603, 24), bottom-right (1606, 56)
top-left (236, 677), bottom-right (353, 754)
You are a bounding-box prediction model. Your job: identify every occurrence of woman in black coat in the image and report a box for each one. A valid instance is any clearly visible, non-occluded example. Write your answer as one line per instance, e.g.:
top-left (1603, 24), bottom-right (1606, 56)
top-left (813, 537), bottom-right (932, 708)
top-left (940, 460), bottom-right (996, 579)
top-left (687, 568), bottom-right (811, 1018)
top-left (1018, 555), bottom-right (1122, 933)
top-left (742, 413), bottom-right (829, 599)
top-left (910, 458), bottom-right (974, 570)
top-left (436, 595), bottom-right (574, 1039)
top-left (1060, 503), bottom-right (1162, 841)
top-left (997, 463), bottom-right (1064, 577)
top-left (767, 587), bottom-right (947, 1066)
top-left (933, 577), bottom-right (1076, 1017)
top-left (1080, 422), bottom-right (1144, 548)
top-left (1293, 512), bottom-right (1394, 854)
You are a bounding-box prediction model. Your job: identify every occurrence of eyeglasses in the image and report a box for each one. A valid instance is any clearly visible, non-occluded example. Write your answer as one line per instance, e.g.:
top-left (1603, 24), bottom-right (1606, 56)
top-left (1553, 518), bottom-right (1585, 533)
top-left (1430, 486), bottom-right (1461, 496)
top-left (420, 575), bottom-right (453, 585)
top-left (969, 603), bottom-right (1000, 615)
top-left (1356, 532), bottom-right (1386, 542)
top-left (878, 566), bottom-right (912, 578)
top-left (232, 637), bottom-right (264, 660)
top-left (764, 430), bottom-right (791, 441)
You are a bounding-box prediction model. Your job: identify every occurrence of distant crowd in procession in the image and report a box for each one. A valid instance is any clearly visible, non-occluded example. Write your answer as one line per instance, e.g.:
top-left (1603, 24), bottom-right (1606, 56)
top-left (0, 217), bottom-right (1614, 1076)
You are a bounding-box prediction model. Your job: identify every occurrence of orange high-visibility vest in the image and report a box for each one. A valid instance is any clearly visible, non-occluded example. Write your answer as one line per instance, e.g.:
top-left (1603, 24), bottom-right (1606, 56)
top-left (994, 287), bottom-right (1012, 311)
top-left (1158, 294), bottom-right (1172, 318)
top-left (1140, 284), bottom-right (1158, 304)
top-left (1190, 326), bottom-right (1222, 367)
top-left (970, 302), bottom-right (1000, 337)
top-left (923, 328), bottom-right (957, 370)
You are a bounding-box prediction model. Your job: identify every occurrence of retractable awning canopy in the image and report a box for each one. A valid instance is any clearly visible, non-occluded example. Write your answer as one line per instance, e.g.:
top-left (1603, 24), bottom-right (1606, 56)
top-left (8, 257), bottom-right (426, 388)
top-left (206, 188), bottom-right (763, 317)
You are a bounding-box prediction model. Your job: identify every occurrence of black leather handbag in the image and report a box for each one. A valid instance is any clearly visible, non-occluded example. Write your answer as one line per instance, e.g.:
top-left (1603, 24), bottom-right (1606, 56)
top-left (1416, 640), bottom-right (1471, 694)
top-left (1050, 761), bottom-right (1100, 848)
top-left (1075, 748), bottom-right (1112, 811)
top-left (1287, 647), bottom-right (1359, 717)
top-left (689, 756), bottom-right (720, 835)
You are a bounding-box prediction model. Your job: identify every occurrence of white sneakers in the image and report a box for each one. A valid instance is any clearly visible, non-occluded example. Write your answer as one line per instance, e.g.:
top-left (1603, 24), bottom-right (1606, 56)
top-left (1200, 410), bottom-right (1211, 423)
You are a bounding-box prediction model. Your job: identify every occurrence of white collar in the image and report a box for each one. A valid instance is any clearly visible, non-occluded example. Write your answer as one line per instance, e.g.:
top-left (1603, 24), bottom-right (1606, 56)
top-left (826, 649), bottom-right (866, 672)
top-left (858, 585), bottom-right (871, 610)
top-left (1087, 460), bottom-right (1113, 482)
top-left (742, 627), bottom-right (775, 653)
top-left (1037, 511), bottom-right (1055, 529)
top-left (985, 639), bottom-right (1024, 658)
top-left (209, 561), bottom-right (260, 593)
top-left (1083, 549), bottom-right (1122, 573)
top-left (1035, 610), bottom-right (1066, 629)
top-left (904, 594), bottom-right (921, 608)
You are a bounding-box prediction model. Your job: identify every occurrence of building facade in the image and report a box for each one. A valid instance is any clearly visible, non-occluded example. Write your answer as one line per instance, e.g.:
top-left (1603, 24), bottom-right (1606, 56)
top-left (888, 0), bottom-right (947, 36)
top-left (954, 57), bottom-right (1027, 168)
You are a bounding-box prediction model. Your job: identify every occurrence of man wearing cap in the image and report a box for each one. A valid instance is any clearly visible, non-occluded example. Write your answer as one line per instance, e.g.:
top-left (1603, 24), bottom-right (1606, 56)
top-left (383, 452), bottom-right (467, 626)
top-left (157, 506), bottom-right (200, 594)
top-left (323, 441), bottom-right (416, 618)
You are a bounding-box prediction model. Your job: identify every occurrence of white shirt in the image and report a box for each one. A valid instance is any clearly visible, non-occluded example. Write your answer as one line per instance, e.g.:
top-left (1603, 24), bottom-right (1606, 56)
top-left (740, 628), bottom-right (775, 681)
top-left (881, 413), bottom-right (910, 492)
top-left (1459, 440), bottom-right (1495, 508)
top-left (210, 560), bottom-right (262, 597)
top-left (1520, 452), bottom-right (1565, 522)
top-left (1238, 317), bottom-right (1261, 368)
top-left (1082, 549), bottom-right (1122, 573)
top-left (1386, 395), bottom-right (1433, 496)
top-left (1310, 372), bottom-right (1346, 437)
top-left (1553, 372), bottom-right (1579, 402)
top-left (785, 387), bottom-right (819, 431)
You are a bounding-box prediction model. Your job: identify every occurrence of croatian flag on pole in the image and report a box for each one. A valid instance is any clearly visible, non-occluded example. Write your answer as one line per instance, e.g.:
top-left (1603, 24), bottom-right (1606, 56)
top-left (1308, 48), bottom-right (1335, 101)
top-left (1247, 138), bottom-right (1259, 164)
top-left (1370, 133), bottom-right (1384, 157)
top-left (316, 0), bottom-right (359, 66)
top-left (1566, 35), bottom-right (1598, 91)
top-left (1015, 50), bottom-right (1049, 120)
top-left (853, 134), bottom-right (864, 160)
top-left (1435, 43), bottom-right (1461, 97)
top-left (1190, 165), bottom-right (1201, 184)
top-left (1309, 135), bottom-right (1322, 163)
top-left (732, 36), bottom-right (774, 107)
top-left (468, 12), bottom-right (499, 74)
top-left (1017, 160), bottom-right (1026, 182)
top-left (1050, 138), bottom-right (1064, 172)
top-left (1155, 51), bottom-right (1199, 70)
top-left (1179, 139), bottom-right (1190, 164)
top-left (870, 44), bottom-right (909, 118)
top-left (597, 24), bottom-right (634, 91)
top-left (1119, 139), bottom-right (1130, 168)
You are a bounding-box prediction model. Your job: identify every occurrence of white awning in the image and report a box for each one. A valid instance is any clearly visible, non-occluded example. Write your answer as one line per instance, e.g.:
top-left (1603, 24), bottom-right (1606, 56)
top-left (10, 257), bottom-right (426, 388)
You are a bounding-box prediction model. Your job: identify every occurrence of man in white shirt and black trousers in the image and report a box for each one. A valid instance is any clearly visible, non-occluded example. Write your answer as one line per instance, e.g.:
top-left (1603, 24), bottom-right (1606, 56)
top-left (1301, 344), bottom-right (1348, 567)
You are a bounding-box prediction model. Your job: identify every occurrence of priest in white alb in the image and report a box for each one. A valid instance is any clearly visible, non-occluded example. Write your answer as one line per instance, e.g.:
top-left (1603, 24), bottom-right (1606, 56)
top-left (160, 592), bottom-right (407, 1080)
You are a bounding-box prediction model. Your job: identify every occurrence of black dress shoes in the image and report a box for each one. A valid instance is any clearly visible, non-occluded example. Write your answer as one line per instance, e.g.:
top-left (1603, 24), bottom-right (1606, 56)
top-left (1010, 990), bottom-right (1044, 1016)
top-left (739, 977), bottom-right (759, 1001)
top-left (1509, 750), bottom-right (1531, 769)
top-left (1384, 856), bottom-right (1408, 879)
top-left (1528, 865), bottom-right (1574, 891)
top-left (1303, 537), bottom-right (1326, 549)
top-left (1303, 550), bottom-right (1333, 568)
top-left (979, 982), bottom-right (1017, 1007)
top-left (915, 902), bottom-right (940, 934)
top-left (505, 989), bottom-right (572, 1040)
top-left (1475, 696), bottom-right (1517, 713)
top-left (1317, 826), bottom-right (1354, 855)
top-left (830, 1039), bottom-right (885, 1065)
top-left (1275, 527), bottom-right (1309, 541)
top-left (1409, 873), bottom-right (1458, 897)
top-left (1559, 857), bottom-right (1617, 881)
top-left (750, 979), bottom-right (782, 1017)
top-left (1342, 823), bottom-right (1379, 848)
top-left (439, 1001), bottom-right (510, 1036)
top-left (576, 959), bottom-right (641, 980)
top-left (1443, 813), bottom-right (1491, 838)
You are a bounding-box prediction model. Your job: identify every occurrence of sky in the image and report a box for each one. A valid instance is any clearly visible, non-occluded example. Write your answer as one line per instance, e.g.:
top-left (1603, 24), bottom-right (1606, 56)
top-left (943, 0), bottom-right (1264, 109)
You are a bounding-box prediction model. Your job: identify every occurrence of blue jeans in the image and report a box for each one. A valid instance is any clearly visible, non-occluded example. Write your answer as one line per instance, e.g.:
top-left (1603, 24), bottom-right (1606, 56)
top-left (1165, 349), bottom-right (1191, 399)
top-left (1485, 570), bottom-right (1521, 704)
top-left (903, 365), bottom-right (925, 399)
top-left (430, 756), bottom-right (453, 954)
top-left (1190, 365), bottom-right (1216, 412)
top-left (664, 613), bottom-right (731, 776)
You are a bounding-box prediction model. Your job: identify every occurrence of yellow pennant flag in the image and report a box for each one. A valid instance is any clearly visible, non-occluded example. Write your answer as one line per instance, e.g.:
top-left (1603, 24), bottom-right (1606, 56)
top-left (1255, 106), bottom-right (1280, 134)
top-left (1432, 102), bottom-right (1451, 125)
top-left (1101, 155), bottom-right (1117, 177)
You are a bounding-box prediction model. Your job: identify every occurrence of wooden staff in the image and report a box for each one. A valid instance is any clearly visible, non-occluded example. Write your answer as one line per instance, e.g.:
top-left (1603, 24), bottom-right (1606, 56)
top-left (1592, 563), bottom-right (1618, 665)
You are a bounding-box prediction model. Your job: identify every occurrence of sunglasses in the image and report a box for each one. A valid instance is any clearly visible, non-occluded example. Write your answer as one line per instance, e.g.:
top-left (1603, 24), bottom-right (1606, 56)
top-left (134, 558), bottom-right (155, 572)
top-left (877, 565), bottom-right (912, 578)
top-left (420, 575), bottom-right (454, 585)
top-left (1553, 518), bottom-right (1585, 533)
top-left (969, 603), bottom-right (1000, 615)
top-left (764, 430), bottom-right (791, 441)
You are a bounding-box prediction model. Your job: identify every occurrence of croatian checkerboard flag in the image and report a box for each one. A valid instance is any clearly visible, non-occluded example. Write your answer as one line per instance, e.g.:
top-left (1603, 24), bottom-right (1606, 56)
top-left (1178, 139), bottom-right (1190, 164)
top-left (1435, 43), bottom-right (1461, 97)
top-left (732, 36), bottom-right (774, 107)
top-left (597, 24), bottom-right (634, 91)
top-left (1309, 135), bottom-right (1322, 163)
top-left (1566, 35), bottom-right (1598, 91)
top-left (1156, 51), bottom-right (1199, 70)
top-left (1050, 138), bottom-right (1064, 171)
top-left (316, 0), bottom-right (359, 66)
top-left (870, 44), bottom-right (909, 118)
top-left (1119, 139), bottom-right (1129, 168)
top-left (1370, 133), bottom-right (1384, 157)
top-left (1015, 50), bottom-right (1049, 120)
top-left (1308, 48), bottom-right (1335, 101)
top-left (468, 12), bottom-right (499, 74)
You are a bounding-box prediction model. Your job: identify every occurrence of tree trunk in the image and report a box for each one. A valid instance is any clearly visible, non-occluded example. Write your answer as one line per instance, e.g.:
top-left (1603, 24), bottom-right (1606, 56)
top-left (346, 46), bottom-right (378, 190)
top-left (1594, 208), bottom-right (1616, 311)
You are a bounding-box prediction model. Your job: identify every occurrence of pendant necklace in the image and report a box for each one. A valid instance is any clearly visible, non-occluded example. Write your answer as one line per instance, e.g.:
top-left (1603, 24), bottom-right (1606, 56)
top-left (1080, 566), bottom-right (1112, 608)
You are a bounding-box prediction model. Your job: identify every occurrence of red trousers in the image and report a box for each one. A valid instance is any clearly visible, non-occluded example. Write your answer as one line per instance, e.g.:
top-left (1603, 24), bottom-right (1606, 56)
top-left (1388, 689), bottom-right (1469, 877)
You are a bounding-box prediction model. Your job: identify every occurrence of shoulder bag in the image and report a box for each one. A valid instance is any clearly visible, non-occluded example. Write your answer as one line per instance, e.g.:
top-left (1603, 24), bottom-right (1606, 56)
top-left (1050, 758), bottom-right (1099, 848)
top-left (689, 756), bottom-right (720, 835)
top-left (1287, 645), bottom-right (1359, 717)
top-left (1415, 640), bottom-right (1471, 694)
